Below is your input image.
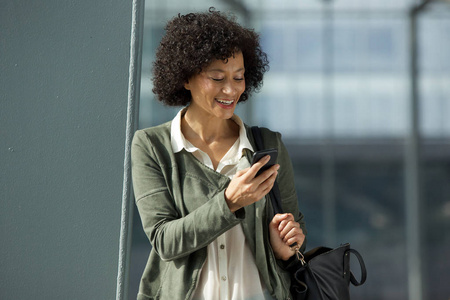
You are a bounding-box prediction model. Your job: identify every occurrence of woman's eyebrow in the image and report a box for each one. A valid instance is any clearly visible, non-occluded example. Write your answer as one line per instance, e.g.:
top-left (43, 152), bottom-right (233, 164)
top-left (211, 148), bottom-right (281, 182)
top-left (207, 67), bottom-right (245, 73)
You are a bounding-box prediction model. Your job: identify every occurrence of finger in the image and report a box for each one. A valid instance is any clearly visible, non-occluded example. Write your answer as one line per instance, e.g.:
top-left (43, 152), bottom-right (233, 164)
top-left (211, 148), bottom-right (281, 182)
top-left (278, 218), bottom-right (299, 230)
top-left (283, 232), bottom-right (300, 247)
top-left (283, 227), bottom-right (304, 244)
top-left (252, 170), bottom-right (276, 198)
top-left (286, 232), bottom-right (305, 247)
top-left (280, 221), bottom-right (301, 239)
top-left (282, 226), bottom-right (300, 242)
top-left (278, 219), bottom-right (288, 232)
top-left (246, 155), bottom-right (271, 179)
top-left (278, 213), bottom-right (295, 232)
top-left (277, 214), bottom-right (295, 231)
top-left (254, 164), bottom-right (280, 185)
top-left (282, 213), bottom-right (295, 221)
top-left (270, 213), bottom-right (289, 229)
top-left (235, 167), bottom-right (250, 177)
top-left (259, 170), bottom-right (278, 192)
top-left (285, 235), bottom-right (301, 246)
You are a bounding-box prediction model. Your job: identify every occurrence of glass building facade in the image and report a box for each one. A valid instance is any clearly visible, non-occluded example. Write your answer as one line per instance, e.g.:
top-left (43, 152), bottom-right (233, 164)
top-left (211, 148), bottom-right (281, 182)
top-left (130, 1), bottom-right (450, 299)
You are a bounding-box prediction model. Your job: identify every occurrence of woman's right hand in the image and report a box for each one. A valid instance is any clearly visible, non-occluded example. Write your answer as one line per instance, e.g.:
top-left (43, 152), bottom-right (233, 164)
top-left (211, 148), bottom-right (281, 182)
top-left (224, 155), bottom-right (279, 213)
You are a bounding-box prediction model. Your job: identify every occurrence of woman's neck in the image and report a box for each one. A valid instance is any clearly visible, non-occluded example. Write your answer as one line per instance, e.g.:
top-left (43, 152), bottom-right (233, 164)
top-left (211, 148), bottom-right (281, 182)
top-left (181, 107), bottom-right (238, 145)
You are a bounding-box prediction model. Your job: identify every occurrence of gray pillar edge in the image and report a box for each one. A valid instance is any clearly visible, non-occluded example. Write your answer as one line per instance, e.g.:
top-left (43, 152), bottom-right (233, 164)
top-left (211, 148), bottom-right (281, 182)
top-left (116, 0), bottom-right (145, 299)
top-left (406, 1), bottom-right (431, 300)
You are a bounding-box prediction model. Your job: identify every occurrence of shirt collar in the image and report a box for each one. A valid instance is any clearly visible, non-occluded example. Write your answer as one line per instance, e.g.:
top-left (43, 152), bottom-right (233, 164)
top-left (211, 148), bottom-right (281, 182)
top-left (170, 108), bottom-right (254, 154)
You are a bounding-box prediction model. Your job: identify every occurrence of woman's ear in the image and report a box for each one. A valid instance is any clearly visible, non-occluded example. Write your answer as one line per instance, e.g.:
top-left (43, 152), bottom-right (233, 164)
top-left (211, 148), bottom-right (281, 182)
top-left (184, 80), bottom-right (190, 90)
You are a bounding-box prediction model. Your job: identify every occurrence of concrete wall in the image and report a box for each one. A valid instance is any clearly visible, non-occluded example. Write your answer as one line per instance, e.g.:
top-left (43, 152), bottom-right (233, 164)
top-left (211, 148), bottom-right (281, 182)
top-left (0, 1), bottom-right (135, 299)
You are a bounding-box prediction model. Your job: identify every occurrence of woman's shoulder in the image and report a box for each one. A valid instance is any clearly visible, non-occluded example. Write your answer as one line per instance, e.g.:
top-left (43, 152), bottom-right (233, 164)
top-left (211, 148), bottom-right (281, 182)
top-left (244, 123), bottom-right (282, 144)
top-left (133, 121), bottom-right (172, 146)
top-left (135, 121), bottom-right (171, 137)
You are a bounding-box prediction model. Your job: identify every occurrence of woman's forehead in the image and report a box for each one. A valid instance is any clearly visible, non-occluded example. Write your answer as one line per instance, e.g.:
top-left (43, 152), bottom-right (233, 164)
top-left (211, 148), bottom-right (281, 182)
top-left (205, 51), bottom-right (244, 71)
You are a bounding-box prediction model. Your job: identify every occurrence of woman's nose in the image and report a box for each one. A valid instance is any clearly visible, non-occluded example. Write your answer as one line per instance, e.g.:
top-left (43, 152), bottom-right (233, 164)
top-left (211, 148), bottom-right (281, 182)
top-left (222, 81), bottom-right (236, 94)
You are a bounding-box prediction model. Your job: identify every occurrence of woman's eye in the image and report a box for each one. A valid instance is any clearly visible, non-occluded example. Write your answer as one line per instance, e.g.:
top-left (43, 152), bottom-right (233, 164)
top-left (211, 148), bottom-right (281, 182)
top-left (210, 77), bottom-right (244, 82)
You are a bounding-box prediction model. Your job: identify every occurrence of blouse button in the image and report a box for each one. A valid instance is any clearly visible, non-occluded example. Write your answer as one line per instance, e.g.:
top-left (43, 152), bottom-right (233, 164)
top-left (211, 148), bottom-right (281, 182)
top-left (221, 276), bottom-right (227, 281)
top-left (220, 244), bottom-right (225, 250)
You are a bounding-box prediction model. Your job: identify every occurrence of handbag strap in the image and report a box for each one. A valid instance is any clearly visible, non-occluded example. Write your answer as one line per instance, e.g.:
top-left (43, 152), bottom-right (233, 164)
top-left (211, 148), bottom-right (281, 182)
top-left (251, 126), bottom-right (283, 215)
top-left (346, 249), bottom-right (368, 286)
top-left (251, 126), bottom-right (300, 251)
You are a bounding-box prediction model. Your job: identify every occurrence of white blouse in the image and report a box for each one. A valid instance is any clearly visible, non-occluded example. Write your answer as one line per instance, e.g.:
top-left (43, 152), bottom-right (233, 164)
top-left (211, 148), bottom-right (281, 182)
top-left (170, 109), bottom-right (272, 300)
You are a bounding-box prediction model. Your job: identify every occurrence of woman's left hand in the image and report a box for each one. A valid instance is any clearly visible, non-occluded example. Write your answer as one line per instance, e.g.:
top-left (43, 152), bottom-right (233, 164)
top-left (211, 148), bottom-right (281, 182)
top-left (269, 213), bottom-right (305, 261)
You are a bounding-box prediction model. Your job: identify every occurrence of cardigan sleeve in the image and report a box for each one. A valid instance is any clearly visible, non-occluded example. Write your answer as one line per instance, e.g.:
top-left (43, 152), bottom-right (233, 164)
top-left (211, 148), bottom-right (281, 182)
top-left (131, 129), bottom-right (244, 261)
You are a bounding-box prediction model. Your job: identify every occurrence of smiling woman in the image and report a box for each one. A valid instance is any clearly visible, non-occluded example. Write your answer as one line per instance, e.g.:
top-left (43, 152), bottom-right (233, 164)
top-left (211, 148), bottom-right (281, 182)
top-left (131, 7), bottom-right (307, 300)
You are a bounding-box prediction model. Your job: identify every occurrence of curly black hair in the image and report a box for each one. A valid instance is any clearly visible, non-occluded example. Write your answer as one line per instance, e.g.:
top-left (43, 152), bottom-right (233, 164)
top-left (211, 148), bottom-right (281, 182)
top-left (152, 8), bottom-right (269, 106)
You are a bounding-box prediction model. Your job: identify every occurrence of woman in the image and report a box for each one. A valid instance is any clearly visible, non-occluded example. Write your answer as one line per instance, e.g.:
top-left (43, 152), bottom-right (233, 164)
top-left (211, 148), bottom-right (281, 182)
top-left (131, 8), bottom-right (306, 300)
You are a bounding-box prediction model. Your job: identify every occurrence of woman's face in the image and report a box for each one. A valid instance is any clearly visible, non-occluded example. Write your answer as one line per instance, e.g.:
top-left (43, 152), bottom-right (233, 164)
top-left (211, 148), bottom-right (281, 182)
top-left (184, 51), bottom-right (245, 121)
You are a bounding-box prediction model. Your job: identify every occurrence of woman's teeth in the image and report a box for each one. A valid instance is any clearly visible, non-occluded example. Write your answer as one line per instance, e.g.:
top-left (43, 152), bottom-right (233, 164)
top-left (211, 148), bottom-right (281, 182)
top-left (216, 99), bottom-right (233, 105)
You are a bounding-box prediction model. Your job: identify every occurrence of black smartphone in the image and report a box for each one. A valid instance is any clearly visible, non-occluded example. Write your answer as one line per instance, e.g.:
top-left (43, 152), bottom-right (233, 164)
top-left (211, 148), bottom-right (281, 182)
top-left (252, 148), bottom-right (278, 177)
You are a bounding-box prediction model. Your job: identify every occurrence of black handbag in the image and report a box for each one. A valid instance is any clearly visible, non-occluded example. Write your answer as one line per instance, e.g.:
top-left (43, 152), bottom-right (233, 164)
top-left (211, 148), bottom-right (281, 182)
top-left (251, 126), bottom-right (367, 300)
top-left (289, 243), bottom-right (367, 300)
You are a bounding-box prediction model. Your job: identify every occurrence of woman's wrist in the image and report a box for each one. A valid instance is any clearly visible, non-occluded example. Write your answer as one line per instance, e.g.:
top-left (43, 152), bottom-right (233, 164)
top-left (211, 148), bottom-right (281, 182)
top-left (224, 189), bottom-right (241, 213)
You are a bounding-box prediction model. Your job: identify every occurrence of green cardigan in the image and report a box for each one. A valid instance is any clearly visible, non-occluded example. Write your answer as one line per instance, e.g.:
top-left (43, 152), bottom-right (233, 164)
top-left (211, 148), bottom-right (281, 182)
top-left (131, 121), bottom-right (306, 300)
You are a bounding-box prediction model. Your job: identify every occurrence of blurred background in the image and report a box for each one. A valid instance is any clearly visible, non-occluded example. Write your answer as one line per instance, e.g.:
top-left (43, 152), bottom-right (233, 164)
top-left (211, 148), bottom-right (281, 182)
top-left (130, 0), bottom-right (450, 299)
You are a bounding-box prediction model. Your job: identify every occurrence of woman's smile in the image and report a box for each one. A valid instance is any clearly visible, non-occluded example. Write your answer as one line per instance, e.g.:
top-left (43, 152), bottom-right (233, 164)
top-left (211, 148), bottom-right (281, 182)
top-left (215, 98), bottom-right (235, 107)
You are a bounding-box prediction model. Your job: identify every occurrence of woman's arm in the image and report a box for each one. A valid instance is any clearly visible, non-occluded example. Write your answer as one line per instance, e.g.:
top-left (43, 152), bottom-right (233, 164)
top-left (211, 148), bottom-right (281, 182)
top-left (131, 130), bottom-right (243, 261)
